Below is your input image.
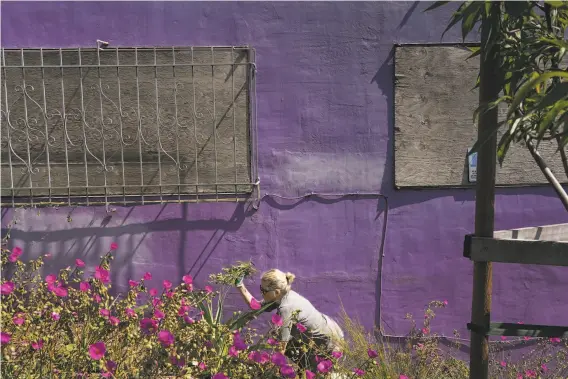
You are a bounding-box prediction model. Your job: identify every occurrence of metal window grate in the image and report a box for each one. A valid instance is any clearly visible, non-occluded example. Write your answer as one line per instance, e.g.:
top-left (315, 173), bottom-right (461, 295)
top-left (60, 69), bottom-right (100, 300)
top-left (0, 46), bottom-right (259, 207)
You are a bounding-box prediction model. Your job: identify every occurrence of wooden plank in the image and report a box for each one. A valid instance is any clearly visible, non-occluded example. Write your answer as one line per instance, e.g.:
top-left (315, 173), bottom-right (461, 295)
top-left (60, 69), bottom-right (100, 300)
top-left (489, 323), bottom-right (568, 338)
top-left (494, 223), bottom-right (568, 242)
top-left (467, 236), bottom-right (568, 266)
top-left (393, 45), bottom-right (568, 188)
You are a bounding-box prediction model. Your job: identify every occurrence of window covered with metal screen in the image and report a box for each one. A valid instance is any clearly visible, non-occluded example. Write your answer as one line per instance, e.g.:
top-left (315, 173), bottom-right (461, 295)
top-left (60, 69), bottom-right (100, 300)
top-left (1, 46), bottom-right (258, 206)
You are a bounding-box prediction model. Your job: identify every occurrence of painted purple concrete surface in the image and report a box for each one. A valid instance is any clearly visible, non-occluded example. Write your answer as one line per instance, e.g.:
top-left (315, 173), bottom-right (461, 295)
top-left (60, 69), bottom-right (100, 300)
top-left (1, 2), bottom-right (567, 345)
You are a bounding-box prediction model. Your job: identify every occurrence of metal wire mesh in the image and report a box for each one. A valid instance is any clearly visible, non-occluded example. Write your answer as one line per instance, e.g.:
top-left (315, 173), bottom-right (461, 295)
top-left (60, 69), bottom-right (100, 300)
top-left (0, 46), bottom-right (259, 207)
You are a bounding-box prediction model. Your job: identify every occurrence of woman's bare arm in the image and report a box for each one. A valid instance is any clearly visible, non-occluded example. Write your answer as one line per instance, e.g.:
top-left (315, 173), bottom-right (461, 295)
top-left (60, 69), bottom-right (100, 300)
top-left (237, 283), bottom-right (254, 307)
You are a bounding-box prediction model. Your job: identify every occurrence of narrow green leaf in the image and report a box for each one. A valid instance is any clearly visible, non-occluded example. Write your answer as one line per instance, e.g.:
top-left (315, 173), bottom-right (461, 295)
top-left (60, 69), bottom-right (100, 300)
top-left (504, 1), bottom-right (530, 18)
top-left (535, 82), bottom-right (568, 111)
top-left (497, 131), bottom-right (514, 165)
top-left (537, 100), bottom-right (568, 139)
top-left (469, 120), bottom-right (507, 155)
top-left (466, 47), bottom-right (482, 60)
top-left (461, 2), bottom-right (484, 40)
top-left (507, 71), bottom-right (568, 119)
top-left (423, 1), bottom-right (450, 12)
top-left (545, 0), bottom-right (568, 8)
top-left (441, 2), bottom-right (469, 38)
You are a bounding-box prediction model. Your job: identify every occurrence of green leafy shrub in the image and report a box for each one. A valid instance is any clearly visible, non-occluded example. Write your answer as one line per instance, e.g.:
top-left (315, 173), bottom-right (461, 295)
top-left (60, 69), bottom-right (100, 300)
top-left (1, 245), bottom-right (566, 378)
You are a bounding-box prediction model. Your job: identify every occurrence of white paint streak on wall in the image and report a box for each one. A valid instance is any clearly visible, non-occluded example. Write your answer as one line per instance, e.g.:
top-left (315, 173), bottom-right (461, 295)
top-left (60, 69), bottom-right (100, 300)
top-left (270, 150), bottom-right (385, 193)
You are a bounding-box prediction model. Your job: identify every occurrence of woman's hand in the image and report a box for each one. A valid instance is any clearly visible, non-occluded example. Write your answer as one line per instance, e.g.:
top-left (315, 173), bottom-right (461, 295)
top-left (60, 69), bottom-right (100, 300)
top-left (235, 275), bottom-right (245, 288)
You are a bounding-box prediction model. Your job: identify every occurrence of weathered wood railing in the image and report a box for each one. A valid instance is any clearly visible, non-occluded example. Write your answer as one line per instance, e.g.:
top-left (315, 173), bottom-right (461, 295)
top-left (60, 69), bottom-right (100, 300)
top-left (464, 223), bottom-right (568, 338)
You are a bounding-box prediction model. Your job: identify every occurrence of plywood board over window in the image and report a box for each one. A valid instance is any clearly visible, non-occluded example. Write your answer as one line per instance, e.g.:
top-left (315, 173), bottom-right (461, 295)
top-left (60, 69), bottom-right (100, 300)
top-left (394, 44), bottom-right (568, 189)
top-left (0, 46), bottom-right (257, 206)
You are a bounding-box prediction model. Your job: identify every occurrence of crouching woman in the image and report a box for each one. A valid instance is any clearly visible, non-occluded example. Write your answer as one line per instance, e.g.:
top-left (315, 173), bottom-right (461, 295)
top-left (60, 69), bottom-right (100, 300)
top-left (236, 269), bottom-right (344, 372)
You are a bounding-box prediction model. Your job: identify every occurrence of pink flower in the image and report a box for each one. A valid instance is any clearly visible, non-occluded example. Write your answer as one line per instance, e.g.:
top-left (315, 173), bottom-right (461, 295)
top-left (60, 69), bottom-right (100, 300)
top-left (198, 362), bottom-right (207, 371)
top-left (143, 272), bottom-right (152, 280)
top-left (443, 300), bottom-right (448, 306)
top-left (93, 294), bottom-right (102, 303)
top-left (525, 370), bottom-right (537, 378)
top-left (212, 374), bottom-right (227, 379)
top-left (79, 282), bottom-right (90, 292)
top-left (125, 308), bottom-right (136, 318)
top-left (248, 351), bottom-right (269, 364)
top-left (105, 360), bottom-right (117, 373)
top-left (178, 305), bottom-right (190, 316)
top-left (228, 345), bottom-right (239, 357)
top-left (128, 280), bottom-right (138, 287)
top-left (368, 349), bottom-right (378, 358)
top-left (75, 259), bottom-right (85, 267)
top-left (317, 359), bottom-right (333, 373)
top-left (305, 370), bottom-right (316, 379)
top-left (182, 275), bottom-right (193, 291)
top-left (353, 368), bottom-right (365, 376)
top-left (9, 247), bottom-right (22, 262)
top-left (271, 314), bottom-right (283, 327)
top-left (140, 318), bottom-right (158, 334)
top-left (297, 323), bottom-right (307, 333)
top-left (516, 375), bottom-right (523, 379)
top-left (205, 285), bottom-right (213, 293)
top-left (400, 376), bottom-right (409, 379)
top-left (267, 338), bottom-right (279, 346)
top-left (110, 242), bottom-right (118, 251)
top-left (152, 298), bottom-right (163, 307)
top-left (183, 315), bottom-right (195, 324)
top-left (46, 274), bottom-right (57, 284)
top-left (331, 350), bottom-right (343, 359)
top-left (1, 332), bottom-right (11, 344)
top-left (170, 355), bottom-right (186, 368)
top-left (524, 336), bottom-right (530, 341)
top-left (517, 321), bottom-right (524, 324)
top-left (88, 341), bottom-right (106, 360)
top-left (154, 309), bottom-right (165, 320)
top-left (541, 364), bottom-right (548, 372)
top-left (421, 327), bottom-right (429, 335)
top-left (250, 298), bottom-right (262, 310)
top-left (149, 288), bottom-right (158, 297)
top-left (550, 337), bottom-right (561, 343)
top-left (13, 314), bottom-right (25, 326)
top-left (281, 365), bottom-right (296, 378)
top-left (500, 336), bottom-right (507, 341)
top-left (53, 285), bottom-right (68, 297)
top-left (271, 352), bottom-right (287, 367)
top-left (158, 330), bottom-right (174, 347)
top-left (163, 280), bottom-right (172, 289)
top-left (99, 309), bottom-right (110, 318)
top-left (1, 281), bottom-right (15, 295)
top-left (51, 312), bottom-right (60, 321)
top-left (94, 266), bottom-right (110, 284)
top-left (166, 290), bottom-right (174, 298)
top-left (233, 336), bottom-right (247, 351)
top-left (31, 340), bottom-right (44, 350)
top-left (500, 361), bottom-right (507, 367)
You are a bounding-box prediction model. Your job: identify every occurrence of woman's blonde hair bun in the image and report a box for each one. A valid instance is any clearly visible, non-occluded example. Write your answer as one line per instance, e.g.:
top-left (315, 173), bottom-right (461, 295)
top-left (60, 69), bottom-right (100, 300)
top-left (261, 269), bottom-right (295, 292)
top-left (285, 272), bottom-right (295, 284)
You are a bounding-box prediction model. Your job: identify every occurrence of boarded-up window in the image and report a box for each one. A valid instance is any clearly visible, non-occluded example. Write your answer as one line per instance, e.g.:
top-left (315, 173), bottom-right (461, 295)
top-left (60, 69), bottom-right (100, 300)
top-left (1, 47), bottom-right (256, 205)
top-left (394, 45), bottom-right (568, 188)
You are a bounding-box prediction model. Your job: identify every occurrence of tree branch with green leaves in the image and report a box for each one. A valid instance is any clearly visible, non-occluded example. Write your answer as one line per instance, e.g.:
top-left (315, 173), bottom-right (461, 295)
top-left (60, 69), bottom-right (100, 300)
top-left (427, 0), bottom-right (568, 210)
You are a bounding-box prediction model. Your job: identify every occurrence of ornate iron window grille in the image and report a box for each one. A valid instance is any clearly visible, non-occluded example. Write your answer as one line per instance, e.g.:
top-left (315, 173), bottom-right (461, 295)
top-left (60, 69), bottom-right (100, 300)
top-left (0, 46), bottom-right (259, 207)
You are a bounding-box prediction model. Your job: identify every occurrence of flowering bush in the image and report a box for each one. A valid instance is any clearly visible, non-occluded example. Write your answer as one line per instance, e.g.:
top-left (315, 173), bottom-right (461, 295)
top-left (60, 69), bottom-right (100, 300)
top-left (1, 244), bottom-right (566, 378)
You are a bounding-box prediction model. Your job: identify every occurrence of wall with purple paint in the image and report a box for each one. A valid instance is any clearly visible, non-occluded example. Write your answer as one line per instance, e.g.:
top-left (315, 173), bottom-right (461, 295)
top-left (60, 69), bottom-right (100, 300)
top-left (2, 1), bottom-right (567, 343)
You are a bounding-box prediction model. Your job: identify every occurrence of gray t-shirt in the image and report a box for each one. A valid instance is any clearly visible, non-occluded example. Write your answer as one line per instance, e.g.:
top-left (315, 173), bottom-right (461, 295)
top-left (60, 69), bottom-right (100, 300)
top-left (264, 290), bottom-right (330, 343)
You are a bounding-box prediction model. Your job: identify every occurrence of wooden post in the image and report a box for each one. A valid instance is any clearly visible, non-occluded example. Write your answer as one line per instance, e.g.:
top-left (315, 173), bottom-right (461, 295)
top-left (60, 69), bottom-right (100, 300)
top-left (469, 4), bottom-right (500, 379)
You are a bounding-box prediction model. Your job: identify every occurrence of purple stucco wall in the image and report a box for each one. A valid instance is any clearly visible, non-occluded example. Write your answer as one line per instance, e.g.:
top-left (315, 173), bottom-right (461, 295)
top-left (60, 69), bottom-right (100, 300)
top-left (2, 1), bottom-right (567, 343)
